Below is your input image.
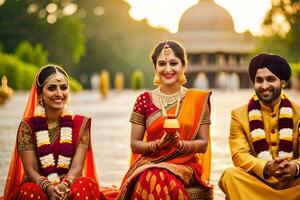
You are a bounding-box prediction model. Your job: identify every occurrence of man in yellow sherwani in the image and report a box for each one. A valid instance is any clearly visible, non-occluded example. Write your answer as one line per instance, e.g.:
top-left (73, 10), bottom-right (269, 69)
top-left (219, 53), bottom-right (300, 200)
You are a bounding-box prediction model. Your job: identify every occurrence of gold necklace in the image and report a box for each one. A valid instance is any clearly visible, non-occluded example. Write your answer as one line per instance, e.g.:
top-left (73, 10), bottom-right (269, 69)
top-left (153, 86), bottom-right (183, 117)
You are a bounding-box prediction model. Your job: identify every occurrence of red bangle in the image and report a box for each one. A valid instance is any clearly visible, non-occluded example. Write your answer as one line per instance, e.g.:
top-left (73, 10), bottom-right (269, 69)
top-left (61, 179), bottom-right (71, 187)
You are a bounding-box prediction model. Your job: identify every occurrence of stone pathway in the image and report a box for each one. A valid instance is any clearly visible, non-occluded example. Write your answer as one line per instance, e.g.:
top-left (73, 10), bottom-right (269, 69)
top-left (1, 89), bottom-right (299, 199)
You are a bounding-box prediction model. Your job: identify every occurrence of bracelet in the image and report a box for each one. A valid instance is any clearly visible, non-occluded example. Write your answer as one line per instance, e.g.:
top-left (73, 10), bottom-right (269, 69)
top-left (35, 176), bottom-right (52, 192)
top-left (61, 177), bottom-right (75, 187)
top-left (149, 140), bottom-right (160, 153)
top-left (177, 141), bottom-right (198, 154)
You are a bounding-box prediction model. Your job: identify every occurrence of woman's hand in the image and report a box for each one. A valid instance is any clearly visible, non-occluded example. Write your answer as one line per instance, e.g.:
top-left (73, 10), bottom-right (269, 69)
top-left (46, 184), bottom-right (63, 200)
top-left (56, 183), bottom-right (70, 200)
top-left (159, 132), bottom-right (180, 150)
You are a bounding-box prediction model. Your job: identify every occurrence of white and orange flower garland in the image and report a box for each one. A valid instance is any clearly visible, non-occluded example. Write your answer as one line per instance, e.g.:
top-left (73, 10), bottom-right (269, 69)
top-left (33, 105), bottom-right (74, 184)
top-left (248, 94), bottom-right (294, 160)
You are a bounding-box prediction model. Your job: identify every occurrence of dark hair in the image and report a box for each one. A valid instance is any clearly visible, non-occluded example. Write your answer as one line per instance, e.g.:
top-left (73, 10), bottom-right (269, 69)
top-left (151, 40), bottom-right (188, 67)
top-left (36, 65), bottom-right (68, 93)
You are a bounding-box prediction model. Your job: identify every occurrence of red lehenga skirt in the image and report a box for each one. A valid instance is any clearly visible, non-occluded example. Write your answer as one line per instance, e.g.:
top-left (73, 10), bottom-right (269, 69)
top-left (131, 168), bottom-right (189, 200)
top-left (11, 177), bottom-right (102, 200)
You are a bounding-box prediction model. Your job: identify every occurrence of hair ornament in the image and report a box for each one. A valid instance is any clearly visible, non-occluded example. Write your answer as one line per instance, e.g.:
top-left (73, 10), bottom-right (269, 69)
top-left (162, 42), bottom-right (171, 57)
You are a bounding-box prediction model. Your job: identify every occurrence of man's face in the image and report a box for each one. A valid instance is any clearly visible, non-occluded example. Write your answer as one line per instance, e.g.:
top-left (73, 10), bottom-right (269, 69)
top-left (254, 67), bottom-right (285, 106)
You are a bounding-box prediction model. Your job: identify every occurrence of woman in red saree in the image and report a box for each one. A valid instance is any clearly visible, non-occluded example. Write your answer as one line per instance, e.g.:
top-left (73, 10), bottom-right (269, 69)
top-left (118, 41), bottom-right (212, 199)
top-left (1, 65), bottom-right (104, 200)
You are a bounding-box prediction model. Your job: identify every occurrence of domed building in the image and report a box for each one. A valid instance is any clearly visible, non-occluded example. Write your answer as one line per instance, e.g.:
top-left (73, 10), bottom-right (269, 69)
top-left (169, 0), bottom-right (255, 88)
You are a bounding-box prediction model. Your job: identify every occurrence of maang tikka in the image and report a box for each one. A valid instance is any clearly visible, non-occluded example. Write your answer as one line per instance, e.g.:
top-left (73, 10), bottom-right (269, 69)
top-left (162, 42), bottom-right (171, 60)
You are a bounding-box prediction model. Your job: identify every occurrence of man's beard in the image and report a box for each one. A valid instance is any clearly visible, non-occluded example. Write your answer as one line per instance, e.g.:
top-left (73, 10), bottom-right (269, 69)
top-left (255, 85), bottom-right (282, 105)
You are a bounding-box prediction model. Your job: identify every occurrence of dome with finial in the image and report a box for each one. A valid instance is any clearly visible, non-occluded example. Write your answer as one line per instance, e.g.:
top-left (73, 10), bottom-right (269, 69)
top-left (169, 0), bottom-right (255, 53)
top-left (179, 0), bottom-right (234, 32)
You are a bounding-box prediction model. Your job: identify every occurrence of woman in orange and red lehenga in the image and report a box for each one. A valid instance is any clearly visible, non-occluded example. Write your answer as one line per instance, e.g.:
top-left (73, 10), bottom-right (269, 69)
top-left (2, 65), bottom-right (104, 200)
top-left (117, 40), bottom-right (213, 200)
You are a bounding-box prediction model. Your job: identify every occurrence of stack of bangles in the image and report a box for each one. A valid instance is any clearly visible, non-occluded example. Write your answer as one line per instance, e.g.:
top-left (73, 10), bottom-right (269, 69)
top-left (36, 176), bottom-right (75, 193)
top-left (177, 140), bottom-right (198, 154)
top-left (149, 140), bottom-right (161, 153)
top-left (61, 177), bottom-right (75, 188)
top-left (294, 162), bottom-right (300, 177)
top-left (36, 176), bottom-right (52, 192)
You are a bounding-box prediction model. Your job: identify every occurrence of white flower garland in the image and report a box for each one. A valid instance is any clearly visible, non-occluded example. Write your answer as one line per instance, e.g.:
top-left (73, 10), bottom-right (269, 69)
top-left (249, 94), bottom-right (294, 160)
top-left (36, 126), bottom-right (73, 183)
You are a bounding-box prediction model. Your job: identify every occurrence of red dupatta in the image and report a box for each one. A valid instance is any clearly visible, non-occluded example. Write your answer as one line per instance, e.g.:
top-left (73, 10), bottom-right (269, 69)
top-left (118, 90), bottom-right (211, 199)
top-left (1, 83), bottom-right (99, 199)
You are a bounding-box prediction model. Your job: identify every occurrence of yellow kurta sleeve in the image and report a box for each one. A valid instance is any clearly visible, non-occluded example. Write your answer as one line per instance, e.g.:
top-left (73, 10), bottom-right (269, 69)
top-left (229, 109), bottom-right (268, 180)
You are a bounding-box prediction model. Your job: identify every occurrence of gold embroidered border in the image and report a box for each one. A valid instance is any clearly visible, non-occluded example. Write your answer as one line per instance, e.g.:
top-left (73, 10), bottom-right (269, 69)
top-left (17, 121), bottom-right (35, 152)
top-left (130, 112), bottom-right (145, 126)
top-left (76, 116), bottom-right (90, 149)
top-left (18, 145), bottom-right (35, 151)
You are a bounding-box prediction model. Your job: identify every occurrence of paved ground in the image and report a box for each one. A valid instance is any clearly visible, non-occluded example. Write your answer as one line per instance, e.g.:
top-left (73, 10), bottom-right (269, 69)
top-left (1, 89), bottom-right (299, 199)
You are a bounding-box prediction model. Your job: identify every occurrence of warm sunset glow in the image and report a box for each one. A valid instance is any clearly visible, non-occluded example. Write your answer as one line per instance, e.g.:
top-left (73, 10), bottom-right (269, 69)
top-left (124, 0), bottom-right (272, 35)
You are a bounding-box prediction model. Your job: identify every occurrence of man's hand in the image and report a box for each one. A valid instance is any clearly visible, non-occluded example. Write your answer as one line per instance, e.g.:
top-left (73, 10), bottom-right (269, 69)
top-left (265, 157), bottom-right (286, 178)
top-left (274, 159), bottom-right (297, 182)
top-left (265, 157), bottom-right (297, 182)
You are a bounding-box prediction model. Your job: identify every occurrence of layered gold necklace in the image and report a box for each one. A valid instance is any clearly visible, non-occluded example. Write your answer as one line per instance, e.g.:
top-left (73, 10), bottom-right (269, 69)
top-left (152, 86), bottom-right (184, 117)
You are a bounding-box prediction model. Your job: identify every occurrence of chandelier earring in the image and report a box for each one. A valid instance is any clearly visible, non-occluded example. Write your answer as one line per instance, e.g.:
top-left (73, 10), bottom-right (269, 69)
top-left (39, 97), bottom-right (44, 106)
top-left (153, 74), bottom-right (161, 86)
top-left (179, 73), bottom-right (187, 85)
top-left (34, 97), bottom-right (46, 116)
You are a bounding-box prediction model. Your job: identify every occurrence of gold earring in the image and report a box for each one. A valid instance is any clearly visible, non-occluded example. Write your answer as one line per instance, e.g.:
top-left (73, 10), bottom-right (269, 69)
top-left (153, 74), bottom-right (161, 86)
top-left (179, 73), bottom-right (187, 85)
top-left (39, 97), bottom-right (44, 106)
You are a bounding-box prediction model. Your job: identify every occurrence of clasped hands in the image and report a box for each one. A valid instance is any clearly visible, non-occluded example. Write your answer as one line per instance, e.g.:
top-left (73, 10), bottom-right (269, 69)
top-left (47, 183), bottom-right (70, 200)
top-left (265, 157), bottom-right (297, 182)
top-left (158, 132), bottom-right (181, 150)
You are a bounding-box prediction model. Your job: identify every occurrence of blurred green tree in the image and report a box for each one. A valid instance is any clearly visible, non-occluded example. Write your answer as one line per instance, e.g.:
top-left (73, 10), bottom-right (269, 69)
top-left (0, 0), bottom-right (85, 72)
top-left (0, 0), bottom-right (166, 88)
top-left (258, 0), bottom-right (300, 62)
top-left (15, 41), bottom-right (48, 67)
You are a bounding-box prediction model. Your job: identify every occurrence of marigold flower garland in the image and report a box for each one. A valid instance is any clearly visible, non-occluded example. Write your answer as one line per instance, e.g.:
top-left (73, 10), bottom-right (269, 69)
top-left (33, 105), bottom-right (74, 184)
top-left (248, 94), bottom-right (294, 160)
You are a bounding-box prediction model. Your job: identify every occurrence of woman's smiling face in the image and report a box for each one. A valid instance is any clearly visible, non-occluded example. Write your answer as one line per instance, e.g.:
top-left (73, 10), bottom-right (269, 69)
top-left (155, 48), bottom-right (184, 87)
top-left (41, 74), bottom-right (69, 112)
